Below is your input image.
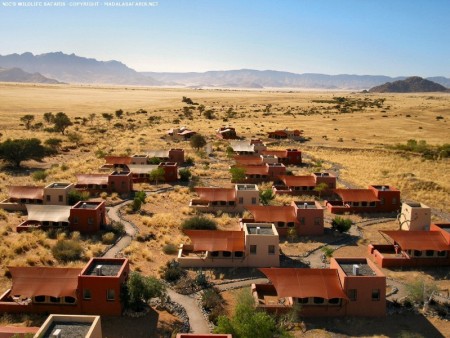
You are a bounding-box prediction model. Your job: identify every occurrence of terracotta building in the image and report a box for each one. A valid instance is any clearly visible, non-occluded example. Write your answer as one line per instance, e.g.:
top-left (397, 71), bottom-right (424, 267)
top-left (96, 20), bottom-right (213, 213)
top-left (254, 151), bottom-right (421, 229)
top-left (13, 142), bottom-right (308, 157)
top-left (243, 201), bottom-right (324, 236)
top-left (127, 162), bottom-right (178, 183)
top-left (75, 171), bottom-right (133, 196)
top-left (398, 201), bottom-right (431, 231)
top-left (229, 139), bottom-right (267, 155)
top-left (267, 129), bottom-right (302, 140)
top-left (369, 223), bottom-right (450, 268)
top-left (273, 172), bottom-right (336, 196)
top-left (217, 126), bottom-right (238, 139)
top-left (190, 184), bottom-right (259, 213)
top-left (17, 201), bottom-right (106, 234)
top-left (325, 185), bottom-right (401, 214)
top-left (261, 149), bottom-right (302, 165)
top-left (0, 258), bottom-right (129, 316)
top-left (252, 257), bottom-right (386, 317)
top-left (233, 163), bottom-right (287, 183)
top-left (178, 223), bottom-right (280, 268)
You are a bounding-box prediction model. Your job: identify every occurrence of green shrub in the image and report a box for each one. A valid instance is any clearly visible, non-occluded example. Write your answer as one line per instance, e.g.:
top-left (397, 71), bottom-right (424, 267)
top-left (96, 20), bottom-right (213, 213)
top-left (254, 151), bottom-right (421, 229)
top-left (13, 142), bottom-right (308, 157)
top-left (179, 168), bottom-right (192, 182)
top-left (160, 259), bottom-right (186, 282)
top-left (68, 190), bottom-right (89, 205)
top-left (162, 243), bottom-right (178, 255)
top-left (331, 216), bottom-right (352, 233)
top-left (123, 271), bottom-right (166, 311)
top-left (102, 232), bottom-right (116, 244)
top-left (131, 197), bottom-right (142, 212)
top-left (135, 191), bottom-right (147, 203)
top-left (148, 157), bottom-right (161, 164)
top-left (52, 239), bottom-right (83, 262)
top-left (181, 216), bottom-right (217, 231)
top-left (32, 170), bottom-right (48, 181)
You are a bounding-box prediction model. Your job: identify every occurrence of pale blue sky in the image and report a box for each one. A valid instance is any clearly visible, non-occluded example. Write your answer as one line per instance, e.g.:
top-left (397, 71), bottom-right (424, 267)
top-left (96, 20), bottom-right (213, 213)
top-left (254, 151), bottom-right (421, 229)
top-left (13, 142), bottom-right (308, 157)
top-left (1, 0), bottom-right (449, 76)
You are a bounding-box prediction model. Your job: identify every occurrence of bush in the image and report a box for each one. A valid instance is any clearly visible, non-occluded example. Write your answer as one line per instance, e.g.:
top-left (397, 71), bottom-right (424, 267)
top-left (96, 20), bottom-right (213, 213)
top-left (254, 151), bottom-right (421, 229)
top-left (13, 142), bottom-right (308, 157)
top-left (160, 259), bottom-right (186, 282)
top-left (68, 190), bottom-right (89, 205)
top-left (331, 216), bottom-right (353, 233)
top-left (202, 287), bottom-right (223, 310)
top-left (406, 278), bottom-right (438, 304)
top-left (108, 221), bottom-right (126, 235)
top-left (32, 170), bottom-right (48, 181)
top-left (131, 197), bottom-right (142, 212)
top-left (181, 216), bottom-right (217, 231)
top-left (179, 168), bottom-right (192, 182)
top-left (148, 157), bottom-right (161, 164)
top-left (162, 243), bottom-right (178, 255)
top-left (102, 232), bottom-right (116, 244)
top-left (52, 239), bottom-right (84, 262)
top-left (135, 191), bottom-right (147, 203)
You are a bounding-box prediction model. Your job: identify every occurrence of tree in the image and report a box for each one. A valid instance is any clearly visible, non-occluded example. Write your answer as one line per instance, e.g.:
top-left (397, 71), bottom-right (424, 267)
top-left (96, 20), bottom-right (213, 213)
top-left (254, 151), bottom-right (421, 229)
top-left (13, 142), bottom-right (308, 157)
top-left (314, 182), bottom-right (329, 198)
top-left (182, 96), bottom-right (194, 104)
top-left (0, 138), bottom-right (46, 167)
top-left (214, 289), bottom-right (288, 338)
top-left (230, 167), bottom-right (246, 183)
top-left (88, 113), bottom-right (96, 125)
top-left (67, 132), bottom-right (83, 147)
top-left (149, 167), bottom-right (165, 184)
top-left (321, 246), bottom-right (335, 261)
top-left (20, 114), bottom-right (35, 130)
top-left (115, 109), bottom-right (124, 119)
top-left (203, 110), bottom-right (215, 119)
top-left (259, 189), bottom-right (274, 205)
top-left (131, 197), bottom-right (142, 212)
top-left (43, 112), bottom-right (55, 124)
top-left (102, 113), bottom-right (114, 123)
top-left (123, 271), bottom-right (166, 311)
top-left (190, 134), bottom-right (207, 150)
top-left (53, 112), bottom-right (72, 134)
top-left (181, 216), bottom-right (217, 230)
top-left (198, 104), bottom-right (205, 116)
top-left (68, 190), bottom-right (89, 205)
top-left (331, 216), bottom-right (352, 233)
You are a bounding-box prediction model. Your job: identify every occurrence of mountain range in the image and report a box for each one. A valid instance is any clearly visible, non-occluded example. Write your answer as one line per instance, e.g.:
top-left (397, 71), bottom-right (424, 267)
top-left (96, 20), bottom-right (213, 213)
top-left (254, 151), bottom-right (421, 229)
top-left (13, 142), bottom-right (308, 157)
top-left (369, 76), bottom-right (448, 93)
top-left (0, 67), bottom-right (61, 84)
top-left (0, 52), bottom-right (449, 90)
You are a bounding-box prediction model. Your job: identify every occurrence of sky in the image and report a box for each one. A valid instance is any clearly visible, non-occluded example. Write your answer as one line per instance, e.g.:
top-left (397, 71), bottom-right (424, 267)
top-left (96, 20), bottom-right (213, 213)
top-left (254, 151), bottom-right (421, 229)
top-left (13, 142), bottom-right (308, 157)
top-left (1, 0), bottom-right (449, 76)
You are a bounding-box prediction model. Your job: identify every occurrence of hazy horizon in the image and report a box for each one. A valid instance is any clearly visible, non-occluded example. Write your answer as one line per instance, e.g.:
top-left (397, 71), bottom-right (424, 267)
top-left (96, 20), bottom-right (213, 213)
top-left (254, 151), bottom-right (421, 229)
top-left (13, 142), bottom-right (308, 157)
top-left (1, 0), bottom-right (450, 77)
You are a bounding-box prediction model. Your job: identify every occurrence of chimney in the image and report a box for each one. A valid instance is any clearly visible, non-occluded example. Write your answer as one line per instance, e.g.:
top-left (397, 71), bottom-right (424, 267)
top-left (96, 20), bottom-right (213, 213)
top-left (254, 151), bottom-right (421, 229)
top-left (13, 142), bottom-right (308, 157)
top-left (256, 226), bottom-right (261, 234)
top-left (352, 264), bottom-right (359, 276)
top-left (96, 265), bottom-right (103, 276)
top-left (82, 202), bottom-right (87, 208)
top-left (52, 329), bottom-right (62, 338)
top-left (304, 202), bottom-right (308, 209)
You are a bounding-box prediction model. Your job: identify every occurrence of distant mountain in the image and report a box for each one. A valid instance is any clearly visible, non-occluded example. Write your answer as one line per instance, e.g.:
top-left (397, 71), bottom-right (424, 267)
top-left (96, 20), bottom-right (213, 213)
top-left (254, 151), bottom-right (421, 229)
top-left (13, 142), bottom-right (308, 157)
top-left (369, 76), bottom-right (448, 93)
top-left (0, 52), bottom-right (161, 86)
top-left (142, 69), bottom-right (409, 90)
top-left (0, 67), bottom-right (61, 84)
top-left (1, 52), bottom-right (449, 90)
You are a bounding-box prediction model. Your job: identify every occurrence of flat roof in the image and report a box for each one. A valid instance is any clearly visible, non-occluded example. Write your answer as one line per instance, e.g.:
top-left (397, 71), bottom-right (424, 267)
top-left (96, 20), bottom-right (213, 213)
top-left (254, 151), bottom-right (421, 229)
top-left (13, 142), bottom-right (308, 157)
top-left (42, 322), bottom-right (91, 338)
top-left (294, 201), bottom-right (318, 209)
top-left (246, 224), bottom-right (275, 235)
top-left (84, 261), bottom-right (123, 276)
top-left (73, 202), bottom-right (100, 209)
top-left (46, 183), bottom-right (72, 188)
top-left (338, 261), bottom-right (376, 276)
top-left (236, 184), bottom-right (257, 191)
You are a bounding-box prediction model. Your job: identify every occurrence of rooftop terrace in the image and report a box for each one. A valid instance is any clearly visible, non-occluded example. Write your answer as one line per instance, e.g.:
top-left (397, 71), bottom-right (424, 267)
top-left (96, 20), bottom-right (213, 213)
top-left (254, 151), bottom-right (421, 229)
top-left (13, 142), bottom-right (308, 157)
top-left (246, 224), bottom-right (275, 235)
top-left (338, 261), bottom-right (376, 277)
top-left (294, 201), bottom-right (318, 209)
top-left (46, 183), bottom-right (72, 189)
top-left (84, 261), bottom-right (123, 276)
top-left (42, 321), bottom-right (91, 338)
top-left (236, 184), bottom-right (258, 191)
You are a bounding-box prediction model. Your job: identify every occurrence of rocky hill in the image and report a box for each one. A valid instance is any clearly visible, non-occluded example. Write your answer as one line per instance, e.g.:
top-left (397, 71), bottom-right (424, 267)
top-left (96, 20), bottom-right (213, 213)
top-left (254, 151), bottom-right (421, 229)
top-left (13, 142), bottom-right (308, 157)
top-left (369, 76), bottom-right (448, 93)
top-left (0, 52), bottom-right (161, 86)
top-left (0, 67), bottom-right (61, 84)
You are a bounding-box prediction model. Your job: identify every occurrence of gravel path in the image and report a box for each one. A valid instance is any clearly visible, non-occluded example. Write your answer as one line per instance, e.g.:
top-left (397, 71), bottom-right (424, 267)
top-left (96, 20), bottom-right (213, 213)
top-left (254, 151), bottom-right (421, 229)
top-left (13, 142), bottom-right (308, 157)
top-left (103, 200), bottom-right (136, 258)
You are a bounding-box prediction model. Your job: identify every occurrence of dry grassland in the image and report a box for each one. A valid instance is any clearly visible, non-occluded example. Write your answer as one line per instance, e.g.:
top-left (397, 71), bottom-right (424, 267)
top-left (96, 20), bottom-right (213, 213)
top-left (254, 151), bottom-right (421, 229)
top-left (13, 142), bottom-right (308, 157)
top-left (0, 83), bottom-right (449, 334)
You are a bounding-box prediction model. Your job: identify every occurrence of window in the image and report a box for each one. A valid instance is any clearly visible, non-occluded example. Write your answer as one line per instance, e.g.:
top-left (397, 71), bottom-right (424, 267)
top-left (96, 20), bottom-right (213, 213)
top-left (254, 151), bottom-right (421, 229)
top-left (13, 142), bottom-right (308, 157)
top-left (277, 222), bottom-right (285, 228)
top-left (88, 217), bottom-right (94, 225)
top-left (223, 251), bottom-right (231, 257)
top-left (250, 245), bottom-right (257, 254)
top-left (329, 298), bottom-right (340, 305)
top-left (58, 195), bottom-right (63, 202)
top-left (298, 297), bottom-right (308, 304)
top-left (34, 295), bottom-right (45, 303)
top-left (380, 198), bottom-right (385, 205)
top-left (392, 197), bottom-right (397, 205)
top-left (238, 197), bottom-right (244, 204)
top-left (348, 289), bottom-right (357, 301)
top-left (211, 251), bottom-right (219, 257)
top-left (251, 197), bottom-right (257, 204)
top-left (313, 297), bottom-right (324, 304)
top-left (287, 222), bottom-right (295, 228)
top-left (107, 289), bottom-right (115, 301)
top-left (73, 216), bottom-right (79, 224)
top-left (361, 201), bottom-right (368, 207)
top-left (437, 251), bottom-right (447, 257)
top-left (268, 245), bottom-right (275, 255)
top-left (229, 201), bottom-right (235, 206)
top-left (83, 289), bottom-right (92, 300)
top-left (46, 195), bottom-right (51, 202)
top-left (314, 217), bottom-right (321, 226)
top-left (414, 250), bottom-right (422, 257)
top-left (50, 297), bottom-right (61, 303)
top-left (426, 250), bottom-right (434, 257)
top-left (369, 202), bottom-right (376, 207)
top-left (220, 201), bottom-right (226, 205)
top-left (234, 251), bottom-right (244, 258)
top-left (372, 289), bottom-right (380, 301)
top-left (64, 296), bottom-right (76, 304)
